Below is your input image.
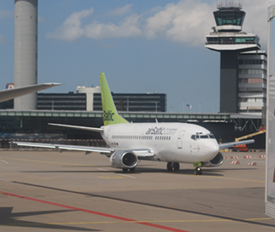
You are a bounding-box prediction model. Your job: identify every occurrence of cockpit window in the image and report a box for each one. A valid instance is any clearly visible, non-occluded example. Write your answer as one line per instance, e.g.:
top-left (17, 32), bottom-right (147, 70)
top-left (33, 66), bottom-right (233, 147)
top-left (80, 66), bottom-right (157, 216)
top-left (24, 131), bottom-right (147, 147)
top-left (200, 135), bottom-right (209, 139)
top-left (191, 133), bottom-right (216, 140)
top-left (209, 133), bottom-right (215, 139)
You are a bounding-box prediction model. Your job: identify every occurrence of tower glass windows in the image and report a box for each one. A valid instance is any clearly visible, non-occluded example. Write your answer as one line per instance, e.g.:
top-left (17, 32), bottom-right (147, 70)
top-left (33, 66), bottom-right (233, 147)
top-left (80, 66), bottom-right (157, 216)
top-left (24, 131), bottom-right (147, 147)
top-left (214, 9), bottom-right (246, 26)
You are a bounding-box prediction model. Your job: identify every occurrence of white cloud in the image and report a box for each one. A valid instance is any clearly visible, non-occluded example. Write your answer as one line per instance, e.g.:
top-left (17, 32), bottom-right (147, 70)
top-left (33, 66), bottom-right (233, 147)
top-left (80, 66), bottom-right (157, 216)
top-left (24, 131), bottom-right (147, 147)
top-left (144, 0), bottom-right (214, 46)
top-left (84, 14), bottom-right (142, 39)
top-left (48, 6), bottom-right (141, 41)
top-left (242, 0), bottom-right (275, 49)
top-left (108, 4), bottom-right (133, 16)
top-left (47, 0), bottom-right (274, 48)
top-left (47, 7), bottom-right (94, 41)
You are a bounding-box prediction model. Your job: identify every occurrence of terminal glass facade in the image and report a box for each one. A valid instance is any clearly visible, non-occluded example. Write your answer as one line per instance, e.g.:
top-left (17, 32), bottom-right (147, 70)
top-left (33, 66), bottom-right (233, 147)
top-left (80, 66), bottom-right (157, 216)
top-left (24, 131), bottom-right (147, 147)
top-left (0, 92), bottom-right (167, 112)
top-left (238, 51), bottom-right (267, 114)
top-left (36, 92), bottom-right (167, 112)
top-left (37, 93), bottom-right (86, 110)
top-left (206, 36), bottom-right (259, 45)
top-left (93, 93), bottom-right (166, 112)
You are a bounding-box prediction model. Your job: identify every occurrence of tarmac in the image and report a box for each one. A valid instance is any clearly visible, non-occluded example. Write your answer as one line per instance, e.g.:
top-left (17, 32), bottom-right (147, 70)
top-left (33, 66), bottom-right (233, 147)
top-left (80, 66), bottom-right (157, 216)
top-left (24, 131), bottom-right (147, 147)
top-left (0, 150), bottom-right (274, 232)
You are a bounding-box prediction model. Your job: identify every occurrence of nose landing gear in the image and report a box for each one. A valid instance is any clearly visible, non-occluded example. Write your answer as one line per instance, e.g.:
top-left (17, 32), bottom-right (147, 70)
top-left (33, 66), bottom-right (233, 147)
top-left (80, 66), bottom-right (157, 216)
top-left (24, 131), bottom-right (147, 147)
top-left (194, 167), bottom-right (202, 175)
top-left (167, 162), bottom-right (203, 175)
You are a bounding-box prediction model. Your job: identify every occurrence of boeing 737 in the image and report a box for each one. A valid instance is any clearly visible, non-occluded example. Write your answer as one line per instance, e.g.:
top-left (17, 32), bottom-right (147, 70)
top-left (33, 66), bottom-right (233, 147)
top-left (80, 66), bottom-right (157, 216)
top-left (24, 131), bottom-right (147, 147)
top-left (13, 73), bottom-right (253, 175)
top-left (0, 83), bottom-right (61, 103)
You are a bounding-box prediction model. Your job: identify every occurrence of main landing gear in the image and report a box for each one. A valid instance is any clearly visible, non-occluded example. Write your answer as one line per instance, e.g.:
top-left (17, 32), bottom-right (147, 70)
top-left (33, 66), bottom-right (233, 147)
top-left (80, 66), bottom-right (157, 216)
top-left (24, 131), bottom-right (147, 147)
top-left (122, 167), bottom-right (136, 173)
top-left (167, 162), bottom-right (203, 175)
top-left (167, 162), bottom-right (180, 172)
top-left (194, 167), bottom-right (202, 175)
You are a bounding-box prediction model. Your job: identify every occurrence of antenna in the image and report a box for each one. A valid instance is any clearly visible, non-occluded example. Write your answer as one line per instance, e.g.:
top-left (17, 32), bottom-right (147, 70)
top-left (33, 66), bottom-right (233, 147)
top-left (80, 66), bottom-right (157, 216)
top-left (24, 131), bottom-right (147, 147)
top-left (217, 0), bottom-right (243, 9)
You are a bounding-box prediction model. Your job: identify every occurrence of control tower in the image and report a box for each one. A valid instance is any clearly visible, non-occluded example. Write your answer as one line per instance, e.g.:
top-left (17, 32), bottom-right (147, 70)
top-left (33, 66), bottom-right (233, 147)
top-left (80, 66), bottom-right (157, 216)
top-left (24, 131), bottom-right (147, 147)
top-left (205, 1), bottom-right (261, 113)
top-left (14, 0), bottom-right (38, 110)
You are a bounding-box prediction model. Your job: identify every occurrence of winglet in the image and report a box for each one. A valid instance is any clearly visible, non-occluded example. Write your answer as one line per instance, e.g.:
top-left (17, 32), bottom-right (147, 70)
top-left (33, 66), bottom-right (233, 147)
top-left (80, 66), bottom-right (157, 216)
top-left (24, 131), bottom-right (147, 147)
top-left (100, 73), bottom-right (129, 126)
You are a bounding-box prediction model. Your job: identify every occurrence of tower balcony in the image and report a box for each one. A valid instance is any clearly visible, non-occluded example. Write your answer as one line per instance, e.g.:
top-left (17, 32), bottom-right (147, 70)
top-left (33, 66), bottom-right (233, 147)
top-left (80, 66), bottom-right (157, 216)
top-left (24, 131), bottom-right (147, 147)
top-left (205, 34), bottom-right (261, 52)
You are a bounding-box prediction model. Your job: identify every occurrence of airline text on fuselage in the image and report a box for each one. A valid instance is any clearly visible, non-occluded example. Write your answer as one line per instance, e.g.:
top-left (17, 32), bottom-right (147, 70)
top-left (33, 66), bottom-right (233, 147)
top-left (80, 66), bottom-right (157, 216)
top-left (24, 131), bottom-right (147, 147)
top-left (145, 127), bottom-right (177, 135)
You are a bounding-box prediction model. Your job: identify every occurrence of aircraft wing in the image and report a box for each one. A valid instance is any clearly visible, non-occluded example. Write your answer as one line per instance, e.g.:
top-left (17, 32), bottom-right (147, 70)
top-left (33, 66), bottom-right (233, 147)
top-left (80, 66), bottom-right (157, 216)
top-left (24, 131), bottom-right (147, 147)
top-left (219, 139), bottom-right (255, 149)
top-left (48, 123), bottom-right (103, 133)
top-left (12, 142), bottom-right (113, 155)
top-left (0, 83), bottom-right (61, 103)
top-left (11, 142), bottom-right (154, 158)
top-left (128, 149), bottom-right (155, 158)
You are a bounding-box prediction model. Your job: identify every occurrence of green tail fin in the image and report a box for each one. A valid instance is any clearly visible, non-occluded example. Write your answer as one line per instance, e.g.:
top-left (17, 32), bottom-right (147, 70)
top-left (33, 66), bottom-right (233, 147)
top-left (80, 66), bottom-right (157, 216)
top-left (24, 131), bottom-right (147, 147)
top-left (100, 73), bottom-right (129, 126)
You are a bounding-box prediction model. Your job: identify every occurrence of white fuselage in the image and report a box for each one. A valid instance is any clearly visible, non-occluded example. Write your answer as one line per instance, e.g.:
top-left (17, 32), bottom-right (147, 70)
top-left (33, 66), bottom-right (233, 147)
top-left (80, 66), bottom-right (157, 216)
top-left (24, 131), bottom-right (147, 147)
top-left (101, 122), bottom-right (220, 164)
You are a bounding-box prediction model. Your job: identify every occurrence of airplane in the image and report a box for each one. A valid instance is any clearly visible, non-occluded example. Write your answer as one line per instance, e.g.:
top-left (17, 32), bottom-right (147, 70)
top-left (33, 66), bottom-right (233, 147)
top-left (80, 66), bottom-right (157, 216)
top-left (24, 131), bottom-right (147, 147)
top-left (0, 83), bottom-right (61, 103)
top-left (12, 73), bottom-right (254, 175)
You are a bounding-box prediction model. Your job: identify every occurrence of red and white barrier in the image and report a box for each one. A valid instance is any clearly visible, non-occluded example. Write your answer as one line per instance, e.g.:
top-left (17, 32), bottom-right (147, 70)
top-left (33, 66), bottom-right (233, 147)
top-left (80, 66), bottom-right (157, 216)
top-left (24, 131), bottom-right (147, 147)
top-left (259, 155), bottom-right (266, 159)
top-left (243, 155), bottom-right (252, 159)
top-left (231, 156), bottom-right (238, 159)
top-left (248, 162), bottom-right (257, 166)
top-left (231, 160), bottom-right (240, 165)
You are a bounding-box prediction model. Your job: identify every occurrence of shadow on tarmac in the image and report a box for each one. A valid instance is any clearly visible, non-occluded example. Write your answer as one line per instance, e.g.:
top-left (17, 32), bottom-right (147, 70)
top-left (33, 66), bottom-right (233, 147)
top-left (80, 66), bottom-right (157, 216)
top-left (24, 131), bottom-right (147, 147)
top-left (0, 207), bottom-right (98, 231)
top-left (20, 164), bottom-right (257, 177)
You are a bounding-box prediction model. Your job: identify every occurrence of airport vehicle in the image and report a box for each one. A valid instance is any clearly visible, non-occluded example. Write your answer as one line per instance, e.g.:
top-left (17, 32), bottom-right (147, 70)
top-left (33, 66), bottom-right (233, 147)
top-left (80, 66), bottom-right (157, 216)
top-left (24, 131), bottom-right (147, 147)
top-left (0, 83), bottom-right (61, 103)
top-left (233, 129), bottom-right (266, 152)
top-left (13, 73), bottom-right (254, 175)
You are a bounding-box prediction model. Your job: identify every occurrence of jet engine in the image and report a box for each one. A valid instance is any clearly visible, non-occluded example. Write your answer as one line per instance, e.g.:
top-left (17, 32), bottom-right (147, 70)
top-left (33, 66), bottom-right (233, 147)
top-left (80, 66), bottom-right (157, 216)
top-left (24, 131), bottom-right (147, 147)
top-left (201, 152), bottom-right (224, 167)
top-left (110, 150), bottom-right (138, 169)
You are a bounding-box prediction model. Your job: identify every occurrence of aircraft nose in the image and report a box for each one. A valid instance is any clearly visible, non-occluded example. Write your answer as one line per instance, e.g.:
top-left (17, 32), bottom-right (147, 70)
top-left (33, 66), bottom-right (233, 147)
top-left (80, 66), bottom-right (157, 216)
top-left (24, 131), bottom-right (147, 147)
top-left (207, 141), bottom-right (220, 157)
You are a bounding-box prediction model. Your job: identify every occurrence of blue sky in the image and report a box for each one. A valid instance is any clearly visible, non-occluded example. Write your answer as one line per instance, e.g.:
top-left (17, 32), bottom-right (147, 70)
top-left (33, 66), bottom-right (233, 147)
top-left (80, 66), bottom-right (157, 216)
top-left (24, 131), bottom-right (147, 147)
top-left (0, 0), bottom-right (273, 113)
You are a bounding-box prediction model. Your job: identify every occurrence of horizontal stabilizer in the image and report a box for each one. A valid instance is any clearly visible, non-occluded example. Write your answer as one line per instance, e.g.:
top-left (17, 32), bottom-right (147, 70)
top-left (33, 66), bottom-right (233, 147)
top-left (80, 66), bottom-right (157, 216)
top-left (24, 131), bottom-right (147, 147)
top-left (48, 123), bottom-right (103, 133)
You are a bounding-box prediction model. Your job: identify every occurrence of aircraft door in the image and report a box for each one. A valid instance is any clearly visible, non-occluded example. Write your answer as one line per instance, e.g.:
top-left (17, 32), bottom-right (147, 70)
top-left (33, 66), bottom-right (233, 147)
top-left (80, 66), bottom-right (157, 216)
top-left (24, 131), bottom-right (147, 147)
top-left (177, 130), bottom-right (185, 149)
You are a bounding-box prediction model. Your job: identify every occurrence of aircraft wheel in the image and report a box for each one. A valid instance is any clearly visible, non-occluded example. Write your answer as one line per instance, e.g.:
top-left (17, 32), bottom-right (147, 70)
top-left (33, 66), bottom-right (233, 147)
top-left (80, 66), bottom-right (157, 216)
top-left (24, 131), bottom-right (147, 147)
top-left (167, 162), bottom-right (173, 171)
top-left (173, 162), bottom-right (180, 171)
top-left (123, 168), bottom-right (128, 172)
top-left (194, 167), bottom-right (202, 175)
top-left (129, 167), bottom-right (136, 172)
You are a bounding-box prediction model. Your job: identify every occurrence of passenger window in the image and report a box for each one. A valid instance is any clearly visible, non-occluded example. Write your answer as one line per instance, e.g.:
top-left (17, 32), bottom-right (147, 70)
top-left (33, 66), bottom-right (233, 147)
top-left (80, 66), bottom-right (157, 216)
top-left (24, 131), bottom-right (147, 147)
top-left (191, 135), bottom-right (196, 140)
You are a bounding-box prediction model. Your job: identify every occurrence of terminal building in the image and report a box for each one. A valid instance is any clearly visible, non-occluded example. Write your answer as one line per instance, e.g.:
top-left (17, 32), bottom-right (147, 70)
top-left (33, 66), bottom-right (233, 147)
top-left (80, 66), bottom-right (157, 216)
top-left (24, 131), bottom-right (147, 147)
top-left (205, 2), bottom-right (266, 115)
top-left (37, 91), bottom-right (166, 112)
top-left (238, 51), bottom-right (267, 114)
top-left (0, 86), bottom-right (166, 112)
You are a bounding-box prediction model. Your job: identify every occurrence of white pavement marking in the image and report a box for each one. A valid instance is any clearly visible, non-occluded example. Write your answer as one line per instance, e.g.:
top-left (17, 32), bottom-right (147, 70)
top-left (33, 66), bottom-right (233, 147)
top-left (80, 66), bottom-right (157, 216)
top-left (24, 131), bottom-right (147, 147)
top-left (0, 159), bottom-right (8, 164)
top-left (119, 174), bottom-right (136, 179)
top-left (97, 168), bottom-right (108, 171)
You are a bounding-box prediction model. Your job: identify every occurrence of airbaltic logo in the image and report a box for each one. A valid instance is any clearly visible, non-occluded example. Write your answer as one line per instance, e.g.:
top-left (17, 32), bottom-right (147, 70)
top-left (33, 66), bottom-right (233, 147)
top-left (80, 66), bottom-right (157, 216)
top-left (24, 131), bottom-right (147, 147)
top-left (103, 110), bottom-right (114, 122)
top-left (146, 127), bottom-right (177, 135)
